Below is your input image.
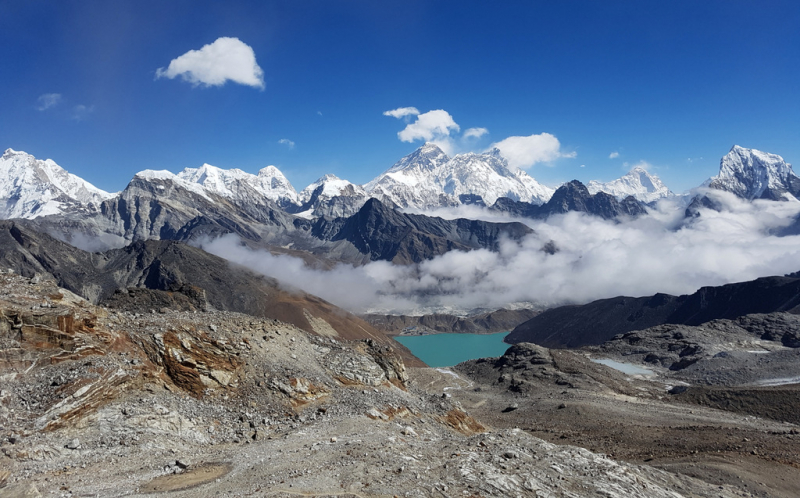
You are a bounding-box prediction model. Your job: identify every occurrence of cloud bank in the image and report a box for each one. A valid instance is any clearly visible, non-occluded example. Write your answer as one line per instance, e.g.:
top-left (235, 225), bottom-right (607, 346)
top-left (156, 37), bottom-right (264, 89)
top-left (200, 190), bottom-right (800, 316)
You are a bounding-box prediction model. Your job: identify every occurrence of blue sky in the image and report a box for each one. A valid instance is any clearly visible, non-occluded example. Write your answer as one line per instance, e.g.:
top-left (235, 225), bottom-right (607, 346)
top-left (2, 0), bottom-right (799, 194)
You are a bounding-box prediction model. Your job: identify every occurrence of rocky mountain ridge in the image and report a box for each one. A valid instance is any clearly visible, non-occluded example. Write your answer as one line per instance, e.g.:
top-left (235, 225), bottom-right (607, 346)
top-left (0, 219), bottom-right (422, 365)
top-left (491, 180), bottom-right (648, 220)
top-left (506, 272), bottom-right (800, 348)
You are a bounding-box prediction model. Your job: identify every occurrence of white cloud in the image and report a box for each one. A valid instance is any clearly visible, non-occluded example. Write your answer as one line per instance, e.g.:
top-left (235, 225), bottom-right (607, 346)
top-left (609, 151), bottom-right (620, 159)
top-left (397, 109), bottom-right (460, 144)
top-left (36, 93), bottom-right (62, 111)
top-left (201, 192), bottom-right (800, 315)
top-left (383, 107), bottom-right (420, 119)
top-left (156, 37), bottom-right (264, 89)
top-left (490, 133), bottom-right (575, 170)
top-left (278, 138), bottom-right (295, 149)
top-left (463, 127), bottom-right (489, 140)
top-left (71, 104), bottom-right (94, 121)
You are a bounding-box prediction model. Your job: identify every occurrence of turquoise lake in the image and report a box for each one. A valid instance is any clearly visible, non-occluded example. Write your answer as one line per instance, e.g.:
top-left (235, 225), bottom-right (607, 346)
top-left (395, 331), bottom-right (512, 367)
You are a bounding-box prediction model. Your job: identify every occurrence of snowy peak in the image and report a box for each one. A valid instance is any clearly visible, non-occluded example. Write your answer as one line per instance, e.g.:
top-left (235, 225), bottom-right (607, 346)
top-left (0, 149), bottom-right (114, 219)
top-left (364, 143), bottom-right (554, 209)
top-left (587, 166), bottom-right (672, 203)
top-left (439, 151), bottom-right (554, 205)
top-left (385, 142), bottom-right (450, 175)
top-left (300, 174), bottom-right (365, 202)
top-left (707, 145), bottom-right (800, 201)
top-left (294, 174), bottom-right (369, 219)
top-left (134, 168), bottom-right (214, 201)
top-left (174, 162), bottom-right (300, 207)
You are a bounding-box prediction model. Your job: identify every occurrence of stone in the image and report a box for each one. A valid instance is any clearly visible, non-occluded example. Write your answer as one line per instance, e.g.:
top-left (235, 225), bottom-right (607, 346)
top-left (65, 438), bottom-right (81, 450)
top-left (0, 482), bottom-right (42, 497)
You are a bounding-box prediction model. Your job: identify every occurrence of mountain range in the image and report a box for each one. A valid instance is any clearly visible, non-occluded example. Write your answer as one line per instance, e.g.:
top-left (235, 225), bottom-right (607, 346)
top-left (3, 144), bottom-right (798, 226)
top-left (1, 143), bottom-right (799, 270)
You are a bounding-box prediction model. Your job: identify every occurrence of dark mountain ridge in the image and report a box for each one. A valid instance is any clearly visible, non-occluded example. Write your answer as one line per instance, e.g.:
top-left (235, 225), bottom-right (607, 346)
top-left (506, 274), bottom-right (800, 348)
top-left (29, 177), bottom-right (533, 265)
top-left (491, 180), bottom-right (647, 220)
top-left (311, 198), bottom-right (533, 264)
top-left (0, 219), bottom-right (423, 364)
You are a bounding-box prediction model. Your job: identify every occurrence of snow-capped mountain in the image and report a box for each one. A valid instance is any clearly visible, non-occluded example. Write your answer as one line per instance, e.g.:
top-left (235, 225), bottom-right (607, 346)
top-left (295, 174), bottom-right (370, 218)
top-left (0, 148), bottom-right (114, 219)
top-left (587, 166), bottom-right (672, 203)
top-left (364, 143), bottom-right (554, 209)
top-left (705, 145), bottom-right (800, 201)
top-left (176, 163), bottom-right (300, 208)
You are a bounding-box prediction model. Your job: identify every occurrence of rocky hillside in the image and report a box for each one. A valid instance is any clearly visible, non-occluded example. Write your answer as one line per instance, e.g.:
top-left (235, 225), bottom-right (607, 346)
top-left (311, 198), bottom-right (533, 264)
top-left (0, 220), bottom-right (421, 365)
top-left (449, 335), bottom-right (800, 498)
top-left (506, 273), bottom-right (800, 348)
top-left (0, 271), bottom-right (749, 497)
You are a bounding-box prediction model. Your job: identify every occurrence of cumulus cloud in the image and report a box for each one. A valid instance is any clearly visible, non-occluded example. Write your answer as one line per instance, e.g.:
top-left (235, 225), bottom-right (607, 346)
top-left (609, 151), bottom-right (620, 159)
top-left (383, 107), bottom-right (420, 119)
top-left (463, 127), bottom-right (489, 140)
top-left (397, 109), bottom-right (460, 142)
top-left (278, 138), bottom-right (295, 149)
top-left (490, 133), bottom-right (575, 170)
top-left (200, 191), bottom-right (800, 315)
top-left (156, 37), bottom-right (264, 89)
top-left (36, 93), bottom-right (62, 111)
top-left (382, 109), bottom-right (461, 154)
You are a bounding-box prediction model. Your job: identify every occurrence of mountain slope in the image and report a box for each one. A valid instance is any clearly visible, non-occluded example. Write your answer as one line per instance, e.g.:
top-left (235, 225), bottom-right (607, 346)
top-left (491, 180), bottom-right (648, 220)
top-left (587, 166), bottom-right (672, 203)
top-left (706, 145), bottom-right (800, 200)
top-left (0, 219), bottom-right (422, 364)
top-left (506, 273), bottom-right (800, 348)
top-left (0, 148), bottom-right (114, 219)
top-left (311, 198), bottom-right (533, 264)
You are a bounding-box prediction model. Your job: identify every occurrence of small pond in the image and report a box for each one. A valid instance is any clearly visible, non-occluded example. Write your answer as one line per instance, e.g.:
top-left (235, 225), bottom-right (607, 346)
top-left (591, 358), bottom-right (655, 376)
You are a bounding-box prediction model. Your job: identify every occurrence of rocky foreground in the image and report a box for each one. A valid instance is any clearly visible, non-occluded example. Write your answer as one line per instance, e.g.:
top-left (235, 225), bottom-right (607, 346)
top-left (0, 272), bottom-right (762, 497)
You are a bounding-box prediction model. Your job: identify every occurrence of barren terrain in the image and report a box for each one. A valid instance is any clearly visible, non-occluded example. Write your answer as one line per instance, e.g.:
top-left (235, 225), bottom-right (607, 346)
top-left (1, 272), bottom-right (797, 497)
